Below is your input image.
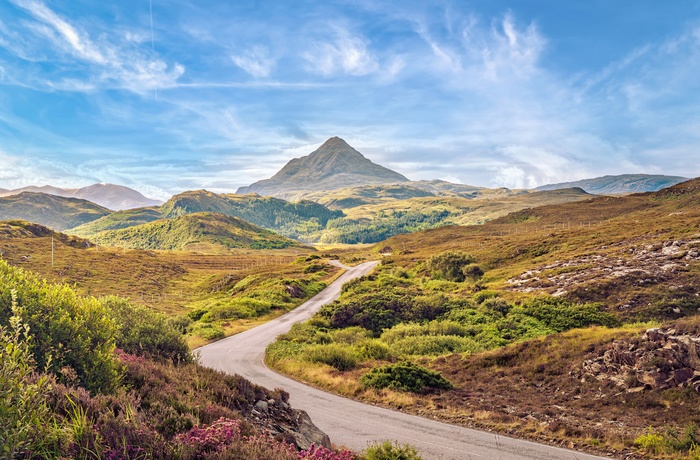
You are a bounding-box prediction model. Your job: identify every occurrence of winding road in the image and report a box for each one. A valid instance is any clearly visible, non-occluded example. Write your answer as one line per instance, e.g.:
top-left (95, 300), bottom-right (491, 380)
top-left (198, 260), bottom-right (608, 460)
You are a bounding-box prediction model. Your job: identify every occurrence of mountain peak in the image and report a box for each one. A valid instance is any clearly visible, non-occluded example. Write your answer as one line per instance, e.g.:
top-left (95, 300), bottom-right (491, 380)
top-left (237, 137), bottom-right (408, 199)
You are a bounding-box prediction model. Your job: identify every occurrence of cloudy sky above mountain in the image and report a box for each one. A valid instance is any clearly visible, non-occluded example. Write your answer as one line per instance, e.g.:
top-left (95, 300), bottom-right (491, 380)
top-left (0, 0), bottom-right (698, 199)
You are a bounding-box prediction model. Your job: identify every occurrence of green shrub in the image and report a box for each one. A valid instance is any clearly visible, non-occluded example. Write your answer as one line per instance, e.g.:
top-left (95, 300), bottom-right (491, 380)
top-left (427, 251), bottom-right (476, 282)
top-left (266, 340), bottom-right (306, 364)
top-left (634, 430), bottom-right (667, 455)
top-left (101, 296), bottom-right (192, 364)
top-left (0, 260), bottom-right (119, 393)
top-left (0, 297), bottom-right (60, 459)
top-left (462, 263), bottom-right (484, 281)
top-left (208, 298), bottom-right (272, 320)
top-left (332, 326), bottom-right (371, 344)
top-left (389, 335), bottom-right (482, 356)
top-left (363, 440), bottom-right (422, 460)
top-left (360, 362), bottom-right (453, 392)
top-left (358, 339), bottom-right (392, 361)
top-left (190, 323), bottom-right (224, 340)
top-left (303, 343), bottom-right (358, 371)
top-left (473, 290), bottom-right (499, 304)
top-left (514, 296), bottom-right (620, 332)
top-left (482, 298), bottom-right (511, 317)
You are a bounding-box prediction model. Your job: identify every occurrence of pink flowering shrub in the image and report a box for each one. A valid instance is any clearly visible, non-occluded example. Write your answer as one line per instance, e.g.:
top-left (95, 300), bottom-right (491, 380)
top-left (175, 418), bottom-right (243, 453)
top-left (298, 443), bottom-right (356, 460)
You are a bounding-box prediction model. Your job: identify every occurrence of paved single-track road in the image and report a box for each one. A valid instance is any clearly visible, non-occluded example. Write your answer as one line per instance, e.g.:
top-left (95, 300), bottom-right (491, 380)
top-left (198, 260), bottom-right (608, 460)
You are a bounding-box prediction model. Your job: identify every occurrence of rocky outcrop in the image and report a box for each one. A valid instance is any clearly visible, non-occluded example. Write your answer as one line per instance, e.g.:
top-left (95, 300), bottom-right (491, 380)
top-left (249, 396), bottom-right (331, 450)
top-left (507, 239), bottom-right (700, 300)
top-left (577, 328), bottom-right (700, 393)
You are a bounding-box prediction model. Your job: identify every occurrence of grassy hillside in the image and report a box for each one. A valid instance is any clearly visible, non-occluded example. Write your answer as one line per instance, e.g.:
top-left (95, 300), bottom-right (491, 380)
top-left (306, 187), bottom-right (592, 244)
top-left (0, 192), bottom-right (111, 230)
top-left (0, 220), bottom-right (340, 344)
top-left (70, 190), bottom-right (345, 244)
top-left (83, 212), bottom-right (301, 251)
top-left (69, 207), bottom-right (163, 235)
top-left (267, 178), bottom-right (700, 458)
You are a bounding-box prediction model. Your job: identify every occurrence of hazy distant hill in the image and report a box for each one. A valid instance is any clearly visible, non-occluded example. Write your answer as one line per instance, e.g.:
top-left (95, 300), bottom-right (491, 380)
top-left (535, 174), bottom-right (687, 195)
top-left (0, 192), bottom-right (111, 231)
top-left (236, 137), bottom-right (409, 199)
top-left (86, 212), bottom-right (300, 251)
top-left (0, 183), bottom-right (163, 210)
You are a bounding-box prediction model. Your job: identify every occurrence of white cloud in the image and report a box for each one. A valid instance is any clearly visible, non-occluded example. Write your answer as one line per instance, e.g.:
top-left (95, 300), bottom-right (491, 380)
top-left (4, 0), bottom-right (184, 94)
top-left (232, 45), bottom-right (274, 78)
top-left (303, 27), bottom-right (379, 76)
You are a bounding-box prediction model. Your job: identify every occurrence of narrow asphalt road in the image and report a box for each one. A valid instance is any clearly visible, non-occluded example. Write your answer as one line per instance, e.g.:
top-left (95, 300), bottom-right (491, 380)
top-left (198, 260), bottom-right (608, 460)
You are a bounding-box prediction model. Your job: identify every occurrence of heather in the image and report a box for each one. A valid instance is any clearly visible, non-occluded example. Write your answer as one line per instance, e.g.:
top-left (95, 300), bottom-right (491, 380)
top-left (0, 258), bottom-right (360, 459)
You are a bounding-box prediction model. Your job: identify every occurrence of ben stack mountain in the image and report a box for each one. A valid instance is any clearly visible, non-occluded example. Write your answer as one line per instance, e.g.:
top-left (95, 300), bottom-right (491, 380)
top-left (236, 137), bottom-right (408, 199)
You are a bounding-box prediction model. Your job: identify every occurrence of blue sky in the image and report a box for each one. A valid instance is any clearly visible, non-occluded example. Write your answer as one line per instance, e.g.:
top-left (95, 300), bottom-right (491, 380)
top-left (0, 0), bottom-right (699, 200)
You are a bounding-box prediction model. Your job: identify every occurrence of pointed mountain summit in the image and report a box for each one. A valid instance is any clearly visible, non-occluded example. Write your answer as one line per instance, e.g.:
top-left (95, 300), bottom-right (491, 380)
top-left (236, 137), bottom-right (409, 198)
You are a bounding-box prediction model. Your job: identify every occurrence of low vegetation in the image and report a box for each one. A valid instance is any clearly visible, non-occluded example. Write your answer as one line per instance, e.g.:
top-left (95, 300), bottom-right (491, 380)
top-left (2, 257), bottom-right (429, 459)
top-left (268, 179), bottom-right (700, 458)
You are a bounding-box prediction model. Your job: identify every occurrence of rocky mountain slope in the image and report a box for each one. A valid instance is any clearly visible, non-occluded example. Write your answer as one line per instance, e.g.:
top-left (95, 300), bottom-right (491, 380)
top-left (0, 183), bottom-right (163, 210)
top-left (536, 174), bottom-right (687, 195)
top-left (236, 137), bottom-right (409, 198)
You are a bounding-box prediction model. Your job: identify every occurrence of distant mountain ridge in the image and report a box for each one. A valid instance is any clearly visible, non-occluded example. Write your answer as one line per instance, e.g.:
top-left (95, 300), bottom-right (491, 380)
top-left (0, 183), bottom-right (163, 210)
top-left (535, 174), bottom-right (688, 195)
top-left (236, 137), bottom-right (409, 199)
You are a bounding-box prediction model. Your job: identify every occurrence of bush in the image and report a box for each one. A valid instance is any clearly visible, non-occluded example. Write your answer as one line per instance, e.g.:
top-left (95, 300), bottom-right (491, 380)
top-left (360, 362), bottom-right (453, 393)
top-left (473, 290), bottom-right (499, 304)
top-left (303, 343), bottom-right (358, 371)
top-left (389, 335), bottom-right (482, 357)
top-left (358, 339), bottom-right (392, 361)
top-left (101, 296), bottom-right (192, 364)
top-left (427, 251), bottom-right (476, 282)
top-left (462, 263), bottom-right (484, 281)
top-left (634, 430), bottom-right (667, 455)
top-left (363, 440), bottom-right (422, 459)
top-left (190, 323), bottom-right (225, 340)
top-left (514, 296), bottom-right (620, 332)
top-left (0, 297), bottom-right (60, 459)
top-left (0, 260), bottom-right (119, 393)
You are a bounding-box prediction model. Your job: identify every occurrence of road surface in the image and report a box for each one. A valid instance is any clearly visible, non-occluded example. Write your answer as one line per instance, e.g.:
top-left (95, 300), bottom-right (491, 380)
top-left (198, 260), bottom-right (608, 459)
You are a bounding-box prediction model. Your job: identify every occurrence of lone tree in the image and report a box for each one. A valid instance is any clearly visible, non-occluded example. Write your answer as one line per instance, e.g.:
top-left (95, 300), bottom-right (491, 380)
top-left (427, 251), bottom-right (482, 282)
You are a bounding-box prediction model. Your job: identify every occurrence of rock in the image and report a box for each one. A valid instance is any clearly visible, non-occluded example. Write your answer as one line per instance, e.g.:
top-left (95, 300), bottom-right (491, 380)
top-left (291, 409), bottom-right (332, 450)
top-left (255, 400), bottom-right (269, 413)
top-left (673, 368), bottom-right (694, 385)
top-left (578, 328), bottom-right (700, 393)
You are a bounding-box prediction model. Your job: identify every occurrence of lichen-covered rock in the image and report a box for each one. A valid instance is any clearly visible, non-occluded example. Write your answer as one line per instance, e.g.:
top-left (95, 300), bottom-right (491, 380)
top-left (577, 328), bottom-right (700, 393)
top-left (248, 397), bottom-right (331, 450)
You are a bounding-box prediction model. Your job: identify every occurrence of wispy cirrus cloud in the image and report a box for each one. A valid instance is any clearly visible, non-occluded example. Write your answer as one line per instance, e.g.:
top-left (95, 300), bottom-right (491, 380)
top-left (231, 45), bottom-right (275, 78)
top-left (3, 0), bottom-right (184, 94)
top-left (303, 26), bottom-right (379, 77)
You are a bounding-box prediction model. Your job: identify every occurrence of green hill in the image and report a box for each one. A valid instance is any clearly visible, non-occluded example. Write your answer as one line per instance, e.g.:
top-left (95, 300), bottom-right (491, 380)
top-left (70, 189), bottom-right (345, 242)
top-left (69, 207), bottom-right (163, 236)
top-left (0, 192), bottom-right (111, 230)
top-left (86, 212), bottom-right (301, 251)
top-left (307, 187), bottom-right (593, 244)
